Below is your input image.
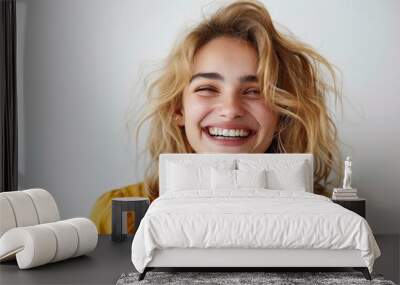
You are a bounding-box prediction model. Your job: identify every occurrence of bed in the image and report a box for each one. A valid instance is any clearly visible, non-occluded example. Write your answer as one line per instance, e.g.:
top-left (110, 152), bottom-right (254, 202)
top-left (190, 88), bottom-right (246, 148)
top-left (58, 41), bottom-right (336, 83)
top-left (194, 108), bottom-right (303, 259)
top-left (131, 154), bottom-right (381, 281)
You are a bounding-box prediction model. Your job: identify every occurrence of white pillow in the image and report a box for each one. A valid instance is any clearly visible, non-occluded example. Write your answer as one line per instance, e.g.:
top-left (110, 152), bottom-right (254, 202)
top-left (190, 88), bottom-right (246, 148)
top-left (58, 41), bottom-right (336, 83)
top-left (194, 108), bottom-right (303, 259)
top-left (166, 160), bottom-right (235, 192)
top-left (211, 168), bottom-right (267, 190)
top-left (236, 169), bottom-right (267, 188)
top-left (211, 168), bottom-right (236, 190)
top-left (267, 164), bottom-right (308, 191)
top-left (166, 162), bottom-right (210, 191)
top-left (238, 159), bottom-right (310, 191)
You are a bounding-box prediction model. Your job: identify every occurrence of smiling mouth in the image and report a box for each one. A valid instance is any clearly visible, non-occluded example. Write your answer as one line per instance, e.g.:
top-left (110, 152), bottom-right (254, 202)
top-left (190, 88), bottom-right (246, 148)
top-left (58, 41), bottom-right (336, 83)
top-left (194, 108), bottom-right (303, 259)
top-left (202, 126), bottom-right (256, 143)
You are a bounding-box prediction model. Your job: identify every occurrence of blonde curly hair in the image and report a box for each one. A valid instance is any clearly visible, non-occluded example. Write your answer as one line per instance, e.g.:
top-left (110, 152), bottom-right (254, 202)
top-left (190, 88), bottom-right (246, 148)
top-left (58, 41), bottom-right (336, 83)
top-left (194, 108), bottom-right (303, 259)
top-left (134, 0), bottom-right (343, 200)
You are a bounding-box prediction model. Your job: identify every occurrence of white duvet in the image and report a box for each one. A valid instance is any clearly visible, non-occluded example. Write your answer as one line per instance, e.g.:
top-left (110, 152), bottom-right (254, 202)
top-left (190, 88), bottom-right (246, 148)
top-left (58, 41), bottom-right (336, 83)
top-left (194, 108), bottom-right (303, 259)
top-left (131, 190), bottom-right (381, 273)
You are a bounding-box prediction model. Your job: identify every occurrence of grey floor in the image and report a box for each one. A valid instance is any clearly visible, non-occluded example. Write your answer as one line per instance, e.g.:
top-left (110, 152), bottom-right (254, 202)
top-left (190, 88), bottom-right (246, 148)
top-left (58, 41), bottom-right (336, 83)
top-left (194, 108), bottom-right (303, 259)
top-left (374, 234), bottom-right (400, 284)
top-left (0, 234), bottom-right (398, 285)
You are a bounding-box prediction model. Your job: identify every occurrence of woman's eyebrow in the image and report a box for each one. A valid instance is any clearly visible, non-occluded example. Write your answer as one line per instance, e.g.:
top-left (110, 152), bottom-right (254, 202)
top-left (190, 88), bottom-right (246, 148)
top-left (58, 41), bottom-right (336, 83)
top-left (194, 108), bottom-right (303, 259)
top-left (240, 75), bottom-right (258, 83)
top-left (189, 73), bottom-right (258, 83)
top-left (190, 72), bottom-right (223, 83)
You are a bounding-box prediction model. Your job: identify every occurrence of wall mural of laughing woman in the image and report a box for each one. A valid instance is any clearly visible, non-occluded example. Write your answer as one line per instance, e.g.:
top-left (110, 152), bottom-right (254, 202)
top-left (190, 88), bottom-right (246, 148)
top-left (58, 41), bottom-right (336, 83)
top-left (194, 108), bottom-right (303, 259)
top-left (90, 0), bottom-right (343, 234)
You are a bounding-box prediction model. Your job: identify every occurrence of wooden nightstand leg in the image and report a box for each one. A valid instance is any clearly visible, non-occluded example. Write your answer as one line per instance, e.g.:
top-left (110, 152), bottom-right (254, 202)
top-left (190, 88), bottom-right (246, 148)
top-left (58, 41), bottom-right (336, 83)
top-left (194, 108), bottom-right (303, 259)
top-left (112, 202), bottom-right (123, 242)
top-left (354, 267), bottom-right (372, 280)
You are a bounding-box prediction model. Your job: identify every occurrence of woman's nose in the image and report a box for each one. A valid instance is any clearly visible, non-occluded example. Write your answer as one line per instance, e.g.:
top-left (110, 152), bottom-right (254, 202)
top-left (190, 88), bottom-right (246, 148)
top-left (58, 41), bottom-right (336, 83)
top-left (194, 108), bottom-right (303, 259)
top-left (217, 94), bottom-right (245, 119)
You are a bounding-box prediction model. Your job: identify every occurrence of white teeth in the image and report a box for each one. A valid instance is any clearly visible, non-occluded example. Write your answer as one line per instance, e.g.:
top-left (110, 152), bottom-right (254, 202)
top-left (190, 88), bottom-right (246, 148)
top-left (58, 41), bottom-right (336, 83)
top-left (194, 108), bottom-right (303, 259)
top-left (208, 127), bottom-right (250, 137)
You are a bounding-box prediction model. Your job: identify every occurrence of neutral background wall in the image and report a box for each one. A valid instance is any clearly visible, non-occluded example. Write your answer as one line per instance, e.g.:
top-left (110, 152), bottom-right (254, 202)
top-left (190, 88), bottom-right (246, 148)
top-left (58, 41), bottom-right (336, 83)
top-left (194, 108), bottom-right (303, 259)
top-left (16, 0), bottom-right (400, 234)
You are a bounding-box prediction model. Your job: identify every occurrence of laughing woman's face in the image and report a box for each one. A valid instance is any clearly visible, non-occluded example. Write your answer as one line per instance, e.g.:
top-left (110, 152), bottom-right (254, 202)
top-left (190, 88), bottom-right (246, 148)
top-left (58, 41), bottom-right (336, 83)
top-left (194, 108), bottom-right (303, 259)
top-left (177, 36), bottom-right (278, 153)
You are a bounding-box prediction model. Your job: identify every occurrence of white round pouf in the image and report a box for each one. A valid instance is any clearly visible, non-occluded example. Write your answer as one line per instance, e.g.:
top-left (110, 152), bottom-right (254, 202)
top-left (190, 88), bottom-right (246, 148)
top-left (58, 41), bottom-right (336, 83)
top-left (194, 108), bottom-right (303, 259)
top-left (0, 189), bottom-right (98, 269)
top-left (0, 196), bottom-right (17, 237)
top-left (24, 188), bottom-right (60, 223)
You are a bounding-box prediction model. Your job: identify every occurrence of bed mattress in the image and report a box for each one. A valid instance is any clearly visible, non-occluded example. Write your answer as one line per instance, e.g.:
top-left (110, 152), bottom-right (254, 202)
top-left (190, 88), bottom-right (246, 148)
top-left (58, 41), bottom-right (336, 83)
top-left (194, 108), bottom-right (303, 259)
top-left (131, 189), bottom-right (380, 273)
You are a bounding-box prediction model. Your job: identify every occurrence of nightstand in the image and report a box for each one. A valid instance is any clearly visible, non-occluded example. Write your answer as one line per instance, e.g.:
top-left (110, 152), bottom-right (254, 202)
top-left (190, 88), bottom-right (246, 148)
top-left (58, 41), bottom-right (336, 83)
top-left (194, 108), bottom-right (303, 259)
top-left (332, 198), bottom-right (366, 218)
top-left (111, 197), bottom-right (150, 242)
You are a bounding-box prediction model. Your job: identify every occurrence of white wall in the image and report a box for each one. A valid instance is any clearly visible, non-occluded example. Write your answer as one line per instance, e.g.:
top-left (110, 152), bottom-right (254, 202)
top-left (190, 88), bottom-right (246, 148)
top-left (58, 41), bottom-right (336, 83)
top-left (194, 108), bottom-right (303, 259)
top-left (16, 0), bottom-right (400, 234)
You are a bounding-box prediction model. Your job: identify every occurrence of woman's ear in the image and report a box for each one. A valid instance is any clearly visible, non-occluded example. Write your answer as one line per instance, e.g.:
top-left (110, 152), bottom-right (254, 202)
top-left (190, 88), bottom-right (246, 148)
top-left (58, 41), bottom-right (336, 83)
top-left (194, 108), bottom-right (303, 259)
top-left (174, 111), bottom-right (185, 127)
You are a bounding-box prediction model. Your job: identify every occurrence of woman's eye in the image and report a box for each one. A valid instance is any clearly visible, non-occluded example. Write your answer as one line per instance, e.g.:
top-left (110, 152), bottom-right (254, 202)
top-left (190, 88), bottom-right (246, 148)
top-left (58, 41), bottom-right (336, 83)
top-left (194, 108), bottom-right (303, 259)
top-left (194, 87), bottom-right (217, 95)
top-left (244, 88), bottom-right (261, 97)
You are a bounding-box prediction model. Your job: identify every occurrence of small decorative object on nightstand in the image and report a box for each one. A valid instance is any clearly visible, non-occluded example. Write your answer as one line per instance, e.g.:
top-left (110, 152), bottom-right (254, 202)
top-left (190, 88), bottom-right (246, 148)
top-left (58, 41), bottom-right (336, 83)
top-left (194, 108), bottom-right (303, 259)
top-left (342, 156), bottom-right (353, 189)
top-left (112, 197), bottom-right (149, 242)
top-left (332, 156), bottom-right (359, 200)
top-left (332, 198), bottom-right (366, 218)
top-left (332, 157), bottom-right (366, 218)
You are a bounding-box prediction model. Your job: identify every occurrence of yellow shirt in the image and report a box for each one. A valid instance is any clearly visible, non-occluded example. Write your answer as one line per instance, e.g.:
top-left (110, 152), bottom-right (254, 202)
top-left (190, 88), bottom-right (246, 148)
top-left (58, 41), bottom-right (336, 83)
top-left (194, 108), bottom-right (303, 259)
top-left (90, 182), bottom-right (147, 234)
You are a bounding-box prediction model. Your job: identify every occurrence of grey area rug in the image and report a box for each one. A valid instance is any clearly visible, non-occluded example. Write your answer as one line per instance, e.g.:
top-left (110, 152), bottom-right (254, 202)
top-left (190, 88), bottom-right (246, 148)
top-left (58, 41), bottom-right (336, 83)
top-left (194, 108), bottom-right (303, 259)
top-left (116, 271), bottom-right (397, 285)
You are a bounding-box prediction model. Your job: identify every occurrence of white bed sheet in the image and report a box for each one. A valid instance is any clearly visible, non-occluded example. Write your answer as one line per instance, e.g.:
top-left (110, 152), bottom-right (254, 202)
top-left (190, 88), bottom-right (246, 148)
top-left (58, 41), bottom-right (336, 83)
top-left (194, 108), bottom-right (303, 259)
top-left (131, 189), bottom-right (380, 273)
